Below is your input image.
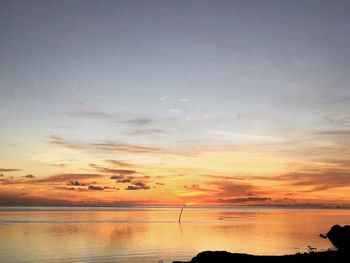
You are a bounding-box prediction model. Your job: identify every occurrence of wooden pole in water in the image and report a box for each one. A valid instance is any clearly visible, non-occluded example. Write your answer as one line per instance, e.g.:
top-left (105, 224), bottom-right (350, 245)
top-left (178, 206), bottom-right (184, 223)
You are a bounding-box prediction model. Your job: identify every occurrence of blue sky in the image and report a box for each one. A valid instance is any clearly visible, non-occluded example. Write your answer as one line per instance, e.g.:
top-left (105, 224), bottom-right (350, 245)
top-left (1, 0), bottom-right (349, 143)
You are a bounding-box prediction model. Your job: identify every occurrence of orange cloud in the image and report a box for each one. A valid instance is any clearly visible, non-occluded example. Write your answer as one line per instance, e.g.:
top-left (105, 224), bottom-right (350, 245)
top-left (89, 163), bottom-right (136, 175)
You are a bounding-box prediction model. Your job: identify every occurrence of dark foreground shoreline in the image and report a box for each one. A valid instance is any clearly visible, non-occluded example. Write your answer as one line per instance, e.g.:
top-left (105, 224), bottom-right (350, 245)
top-left (174, 224), bottom-right (350, 262)
top-left (173, 249), bottom-right (350, 263)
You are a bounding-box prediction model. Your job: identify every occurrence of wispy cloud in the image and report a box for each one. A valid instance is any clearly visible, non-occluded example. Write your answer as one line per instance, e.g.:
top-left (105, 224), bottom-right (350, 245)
top-left (0, 168), bottom-right (21, 172)
top-left (125, 181), bottom-right (150, 190)
top-left (179, 181), bottom-right (263, 201)
top-left (116, 177), bottom-right (133, 183)
top-left (49, 163), bottom-right (67, 167)
top-left (315, 129), bottom-right (350, 136)
top-left (89, 163), bottom-right (136, 175)
top-left (88, 185), bottom-right (104, 191)
top-left (69, 110), bottom-right (113, 119)
top-left (208, 130), bottom-right (275, 141)
top-left (219, 167), bottom-right (350, 192)
top-left (217, 197), bottom-right (271, 203)
top-left (67, 181), bottom-right (86, 186)
top-left (211, 181), bottom-right (258, 197)
top-left (105, 160), bottom-right (136, 167)
top-left (90, 141), bottom-right (166, 154)
top-left (124, 117), bottom-right (153, 126)
top-left (47, 136), bottom-right (81, 151)
top-left (48, 136), bottom-right (170, 155)
top-left (184, 184), bottom-right (213, 192)
top-left (31, 173), bottom-right (105, 184)
top-left (126, 128), bottom-right (164, 136)
top-left (67, 108), bottom-right (160, 129)
top-left (279, 168), bottom-right (350, 192)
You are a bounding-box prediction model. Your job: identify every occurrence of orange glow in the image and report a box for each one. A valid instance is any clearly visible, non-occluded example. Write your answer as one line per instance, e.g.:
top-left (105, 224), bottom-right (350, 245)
top-left (1, 142), bottom-right (350, 207)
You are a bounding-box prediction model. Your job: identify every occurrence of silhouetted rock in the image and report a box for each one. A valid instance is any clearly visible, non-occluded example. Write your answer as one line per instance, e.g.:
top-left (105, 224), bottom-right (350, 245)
top-left (173, 250), bottom-right (350, 263)
top-left (327, 225), bottom-right (350, 250)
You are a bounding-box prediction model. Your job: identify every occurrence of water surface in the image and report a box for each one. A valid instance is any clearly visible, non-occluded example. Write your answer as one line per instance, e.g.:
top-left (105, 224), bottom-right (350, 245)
top-left (0, 206), bottom-right (349, 263)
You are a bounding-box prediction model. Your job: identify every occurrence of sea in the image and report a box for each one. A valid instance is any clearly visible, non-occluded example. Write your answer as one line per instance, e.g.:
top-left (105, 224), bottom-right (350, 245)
top-left (0, 206), bottom-right (349, 263)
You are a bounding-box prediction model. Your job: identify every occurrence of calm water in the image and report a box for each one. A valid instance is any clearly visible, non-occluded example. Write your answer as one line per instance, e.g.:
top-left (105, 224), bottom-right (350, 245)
top-left (0, 207), bottom-right (349, 263)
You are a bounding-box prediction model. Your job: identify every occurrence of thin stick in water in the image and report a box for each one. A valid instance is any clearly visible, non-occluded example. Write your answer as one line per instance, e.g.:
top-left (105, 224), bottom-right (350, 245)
top-left (178, 206), bottom-right (184, 223)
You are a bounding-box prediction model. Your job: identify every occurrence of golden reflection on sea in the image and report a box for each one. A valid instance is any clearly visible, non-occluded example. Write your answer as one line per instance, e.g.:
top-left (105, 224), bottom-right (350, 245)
top-left (0, 207), bottom-right (349, 263)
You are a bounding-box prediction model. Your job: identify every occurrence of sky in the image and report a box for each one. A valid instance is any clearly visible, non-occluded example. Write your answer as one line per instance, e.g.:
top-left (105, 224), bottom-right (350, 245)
top-left (1, 0), bottom-right (350, 206)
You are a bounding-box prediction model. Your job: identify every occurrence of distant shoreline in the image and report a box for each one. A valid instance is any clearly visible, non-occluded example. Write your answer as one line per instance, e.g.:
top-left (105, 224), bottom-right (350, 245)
top-left (1, 205), bottom-right (350, 210)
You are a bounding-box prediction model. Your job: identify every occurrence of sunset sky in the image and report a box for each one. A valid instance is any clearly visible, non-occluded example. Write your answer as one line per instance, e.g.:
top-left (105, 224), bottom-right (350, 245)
top-left (1, 0), bottom-right (350, 206)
